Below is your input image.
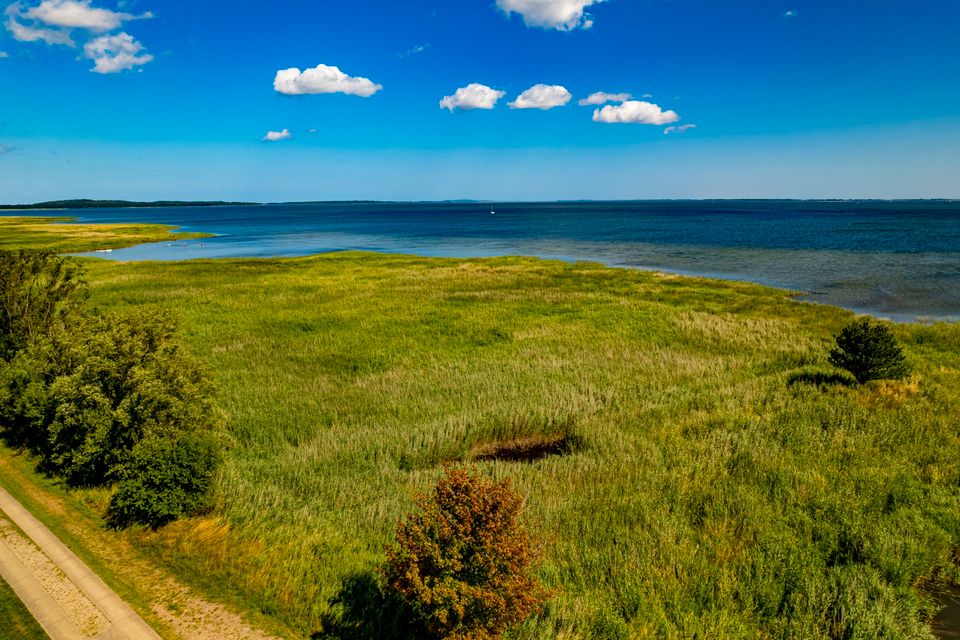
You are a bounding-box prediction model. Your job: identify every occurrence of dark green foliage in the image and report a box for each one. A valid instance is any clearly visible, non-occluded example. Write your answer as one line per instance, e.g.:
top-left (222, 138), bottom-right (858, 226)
top-left (0, 252), bottom-right (221, 527)
top-left (828, 318), bottom-right (910, 384)
top-left (0, 250), bottom-right (85, 360)
top-left (107, 431), bottom-right (220, 529)
top-left (40, 311), bottom-right (218, 486)
top-left (1, 311), bottom-right (218, 487)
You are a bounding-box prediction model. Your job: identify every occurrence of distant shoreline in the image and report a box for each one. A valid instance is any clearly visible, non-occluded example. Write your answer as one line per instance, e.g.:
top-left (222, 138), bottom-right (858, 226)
top-left (0, 199), bottom-right (257, 211)
top-left (1, 198), bottom-right (958, 211)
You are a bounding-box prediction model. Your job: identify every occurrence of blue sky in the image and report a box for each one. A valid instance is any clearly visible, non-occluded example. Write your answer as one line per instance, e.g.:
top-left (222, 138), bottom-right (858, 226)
top-left (1, 0), bottom-right (958, 201)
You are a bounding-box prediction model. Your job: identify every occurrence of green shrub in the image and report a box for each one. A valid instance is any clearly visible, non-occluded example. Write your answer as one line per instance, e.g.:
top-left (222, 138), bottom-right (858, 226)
top-left (828, 318), bottom-right (910, 384)
top-left (0, 272), bottom-right (223, 528)
top-left (106, 431), bottom-right (220, 529)
top-left (0, 250), bottom-right (85, 361)
top-left (383, 467), bottom-right (548, 640)
top-left (40, 310), bottom-right (219, 486)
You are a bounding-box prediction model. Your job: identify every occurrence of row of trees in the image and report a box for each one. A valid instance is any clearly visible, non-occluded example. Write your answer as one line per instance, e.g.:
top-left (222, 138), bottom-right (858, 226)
top-left (0, 250), bottom-right (220, 528)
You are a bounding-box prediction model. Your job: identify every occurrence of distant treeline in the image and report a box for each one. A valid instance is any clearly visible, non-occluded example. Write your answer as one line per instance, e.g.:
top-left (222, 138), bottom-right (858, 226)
top-left (0, 199), bottom-right (256, 210)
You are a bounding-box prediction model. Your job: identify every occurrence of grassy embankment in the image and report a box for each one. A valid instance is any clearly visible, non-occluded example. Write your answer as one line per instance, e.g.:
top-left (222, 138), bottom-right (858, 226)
top-left (1, 217), bottom-right (960, 638)
top-left (0, 216), bottom-right (211, 252)
top-left (0, 574), bottom-right (49, 640)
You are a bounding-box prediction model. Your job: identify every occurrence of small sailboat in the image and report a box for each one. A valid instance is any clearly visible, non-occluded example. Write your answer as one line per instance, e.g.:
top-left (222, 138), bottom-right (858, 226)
top-left (490, 205), bottom-right (495, 215)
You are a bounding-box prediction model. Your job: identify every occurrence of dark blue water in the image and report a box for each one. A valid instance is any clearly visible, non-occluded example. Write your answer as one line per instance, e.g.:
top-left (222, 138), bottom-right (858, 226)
top-left (21, 200), bottom-right (960, 321)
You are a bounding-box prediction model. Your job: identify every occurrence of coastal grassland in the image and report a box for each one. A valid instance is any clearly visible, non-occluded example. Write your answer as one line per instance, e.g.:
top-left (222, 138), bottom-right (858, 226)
top-left (0, 574), bottom-right (49, 640)
top-left (50, 252), bottom-right (958, 639)
top-left (0, 216), bottom-right (211, 252)
top-left (2, 247), bottom-right (960, 638)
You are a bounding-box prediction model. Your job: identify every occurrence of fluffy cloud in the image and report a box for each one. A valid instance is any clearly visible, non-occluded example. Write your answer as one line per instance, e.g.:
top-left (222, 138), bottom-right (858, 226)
top-left (439, 83), bottom-right (506, 111)
top-left (592, 100), bottom-right (680, 125)
top-left (0, 51), bottom-right (8, 58)
top-left (274, 65), bottom-right (382, 97)
top-left (5, 1), bottom-right (154, 74)
top-left (25, 0), bottom-right (150, 31)
top-left (83, 32), bottom-right (152, 73)
top-left (509, 84), bottom-right (571, 110)
top-left (5, 4), bottom-right (74, 45)
top-left (664, 124), bottom-right (697, 135)
top-left (783, 10), bottom-right (798, 18)
top-left (262, 129), bottom-right (292, 142)
top-left (578, 91), bottom-right (632, 106)
top-left (496, 0), bottom-right (604, 31)
top-left (5, 0), bottom-right (151, 47)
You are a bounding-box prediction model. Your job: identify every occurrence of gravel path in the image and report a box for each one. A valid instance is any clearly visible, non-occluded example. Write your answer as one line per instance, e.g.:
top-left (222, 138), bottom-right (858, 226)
top-left (0, 486), bottom-right (162, 640)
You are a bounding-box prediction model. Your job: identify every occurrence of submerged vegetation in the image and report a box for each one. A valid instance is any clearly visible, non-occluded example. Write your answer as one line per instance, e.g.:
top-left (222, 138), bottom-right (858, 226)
top-left (0, 221), bottom-right (959, 638)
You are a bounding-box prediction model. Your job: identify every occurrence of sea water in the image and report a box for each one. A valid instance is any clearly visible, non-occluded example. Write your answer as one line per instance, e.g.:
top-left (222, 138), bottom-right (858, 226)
top-left (32, 200), bottom-right (960, 321)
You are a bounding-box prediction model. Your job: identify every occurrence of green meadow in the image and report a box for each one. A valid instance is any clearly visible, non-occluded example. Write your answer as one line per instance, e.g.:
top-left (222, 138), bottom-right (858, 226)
top-left (3, 218), bottom-right (960, 638)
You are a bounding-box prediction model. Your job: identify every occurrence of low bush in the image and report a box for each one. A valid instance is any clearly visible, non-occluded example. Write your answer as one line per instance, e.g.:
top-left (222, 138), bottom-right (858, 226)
top-left (828, 318), bottom-right (910, 384)
top-left (107, 431), bottom-right (220, 529)
top-left (383, 467), bottom-right (548, 640)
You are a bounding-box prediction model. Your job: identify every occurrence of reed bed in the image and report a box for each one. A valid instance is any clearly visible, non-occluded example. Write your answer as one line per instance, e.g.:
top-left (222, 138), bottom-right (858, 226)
top-left (24, 252), bottom-right (960, 638)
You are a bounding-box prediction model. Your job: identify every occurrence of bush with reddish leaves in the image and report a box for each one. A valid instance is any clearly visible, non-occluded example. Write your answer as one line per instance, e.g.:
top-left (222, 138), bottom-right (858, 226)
top-left (383, 467), bottom-right (548, 640)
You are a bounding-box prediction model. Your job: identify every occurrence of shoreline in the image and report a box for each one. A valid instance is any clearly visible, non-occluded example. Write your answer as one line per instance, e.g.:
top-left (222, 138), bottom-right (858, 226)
top-left (6, 211), bottom-right (958, 325)
top-left (75, 241), bottom-right (960, 325)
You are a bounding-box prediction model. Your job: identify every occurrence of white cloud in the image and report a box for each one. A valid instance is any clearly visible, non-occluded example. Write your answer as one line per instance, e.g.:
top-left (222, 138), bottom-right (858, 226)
top-left (578, 91), bottom-right (632, 106)
top-left (4, 1), bottom-right (152, 51)
top-left (592, 100), bottom-right (680, 125)
top-left (83, 32), bottom-right (152, 73)
top-left (307, 128), bottom-right (318, 134)
top-left (262, 129), bottom-right (292, 142)
top-left (439, 83), bottom-right (506, 111)
top-left (496, 0), bottom-right (605, 31)
top-left (0, 51), bottom-right (8, 58)
top-left (25, 0), bottom-right (150, 31)
top-left (784, 9), bottom-right (797, 18)
top-left (664, 124), bottom-right (697, 135)
top-left (273, 64), bottom-right (382, 97)
top-left (5, 4), bottom-right (74, 45)
top-left (509, 84), bottom-right (571, 110)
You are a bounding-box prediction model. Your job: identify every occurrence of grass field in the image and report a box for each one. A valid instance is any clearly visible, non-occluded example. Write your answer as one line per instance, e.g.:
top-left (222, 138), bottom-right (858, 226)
top-left (69, 252), bottom-right (959, 639)
top-left (0, 574), bottom-right (48, 640)
top-left (2, 221), bottom-right (960, 638)
top-left (0, 216), bottom-right (211, 252)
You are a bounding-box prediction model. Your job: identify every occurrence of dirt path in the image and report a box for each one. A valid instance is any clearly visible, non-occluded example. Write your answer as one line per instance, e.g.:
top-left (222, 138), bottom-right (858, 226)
top-left (0, 486), bottom-right (162, 640)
